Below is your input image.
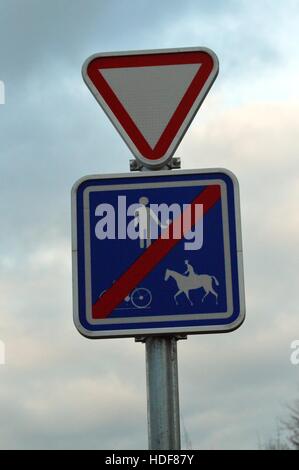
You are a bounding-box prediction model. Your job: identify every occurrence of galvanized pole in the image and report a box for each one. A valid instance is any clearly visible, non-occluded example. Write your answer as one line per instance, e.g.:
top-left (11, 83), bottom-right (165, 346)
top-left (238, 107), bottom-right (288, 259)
top-left (133, 158), bottom-right (184, 450)
top-left (145, 336), bottom-right (181, 450)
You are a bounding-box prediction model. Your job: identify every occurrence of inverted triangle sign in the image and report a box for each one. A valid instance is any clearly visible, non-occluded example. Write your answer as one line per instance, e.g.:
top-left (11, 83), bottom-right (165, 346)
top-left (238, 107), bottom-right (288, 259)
top-left (82, 48), bottom-right (219, 168)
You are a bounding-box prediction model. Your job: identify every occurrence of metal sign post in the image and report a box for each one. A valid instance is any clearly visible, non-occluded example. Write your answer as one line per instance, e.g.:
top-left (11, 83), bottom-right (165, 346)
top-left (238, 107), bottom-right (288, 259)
top-left (74, 47), bottom-right (245, 452)
top-left (145, 336), bottom-right (181, 450)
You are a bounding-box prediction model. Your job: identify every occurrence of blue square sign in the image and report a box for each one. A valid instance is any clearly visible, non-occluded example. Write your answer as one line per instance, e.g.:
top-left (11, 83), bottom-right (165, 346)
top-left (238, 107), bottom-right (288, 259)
top-left (72, 169), bottom-right (245, 338)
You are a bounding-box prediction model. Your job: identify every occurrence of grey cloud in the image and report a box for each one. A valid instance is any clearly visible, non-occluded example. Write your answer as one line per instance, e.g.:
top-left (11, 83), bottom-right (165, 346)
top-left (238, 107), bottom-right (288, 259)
top-left (0, 0), bottom-right (299, 451)
top-left (0, 374), bottom-right (147, 449)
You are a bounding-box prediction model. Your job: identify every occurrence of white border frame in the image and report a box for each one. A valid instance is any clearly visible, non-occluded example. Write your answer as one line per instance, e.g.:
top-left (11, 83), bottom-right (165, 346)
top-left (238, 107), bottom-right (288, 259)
top-left (72, 168), bottom-right (245, 339)
top-left (82, 47), bottom-right (219, 169)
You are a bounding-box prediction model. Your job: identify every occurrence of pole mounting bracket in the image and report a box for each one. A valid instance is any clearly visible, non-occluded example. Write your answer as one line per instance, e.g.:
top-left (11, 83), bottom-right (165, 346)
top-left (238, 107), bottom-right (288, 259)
top-left (129, 157), bottom-right (181, 172)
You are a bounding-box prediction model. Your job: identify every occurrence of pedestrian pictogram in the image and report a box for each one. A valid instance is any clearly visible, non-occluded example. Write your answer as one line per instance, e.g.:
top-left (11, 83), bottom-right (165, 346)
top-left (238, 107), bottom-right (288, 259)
top-left (134, 196), bottom-right (169, 249)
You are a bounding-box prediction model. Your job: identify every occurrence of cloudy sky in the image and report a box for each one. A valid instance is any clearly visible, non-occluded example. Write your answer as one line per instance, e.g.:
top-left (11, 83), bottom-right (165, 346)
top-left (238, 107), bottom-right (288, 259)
top-left (0, 0), bottom-right (299, 449)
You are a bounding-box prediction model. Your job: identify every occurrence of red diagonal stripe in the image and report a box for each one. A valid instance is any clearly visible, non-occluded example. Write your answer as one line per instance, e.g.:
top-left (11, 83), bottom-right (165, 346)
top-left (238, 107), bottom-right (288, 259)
top-left (92, 185), bottom-right (221, 319)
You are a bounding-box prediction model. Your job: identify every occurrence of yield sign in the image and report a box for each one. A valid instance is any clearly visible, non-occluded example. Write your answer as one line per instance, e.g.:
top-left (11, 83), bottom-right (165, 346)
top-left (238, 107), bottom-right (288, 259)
top-left (82, 47), bottom-right (219, 168)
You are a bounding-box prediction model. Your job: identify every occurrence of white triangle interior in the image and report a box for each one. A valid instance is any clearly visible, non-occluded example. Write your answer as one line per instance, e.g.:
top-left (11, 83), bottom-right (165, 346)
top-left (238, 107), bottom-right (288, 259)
top-left (100, 63), bottom-right (201, 148)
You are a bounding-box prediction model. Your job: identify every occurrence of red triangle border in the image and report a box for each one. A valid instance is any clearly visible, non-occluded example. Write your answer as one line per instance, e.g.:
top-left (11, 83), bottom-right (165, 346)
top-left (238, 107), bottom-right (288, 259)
top-left (86, 51), bottom-right (216, 161)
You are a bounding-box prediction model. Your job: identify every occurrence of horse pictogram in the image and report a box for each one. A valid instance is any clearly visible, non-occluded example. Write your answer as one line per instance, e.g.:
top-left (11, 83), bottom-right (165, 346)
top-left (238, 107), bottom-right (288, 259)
top-left (165, 262), bottom-right (219, 306)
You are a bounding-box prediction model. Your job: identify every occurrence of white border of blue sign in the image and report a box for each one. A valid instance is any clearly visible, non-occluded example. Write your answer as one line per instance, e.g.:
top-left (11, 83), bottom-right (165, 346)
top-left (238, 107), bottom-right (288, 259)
top-left (72, 168), bottom-right (245, 339)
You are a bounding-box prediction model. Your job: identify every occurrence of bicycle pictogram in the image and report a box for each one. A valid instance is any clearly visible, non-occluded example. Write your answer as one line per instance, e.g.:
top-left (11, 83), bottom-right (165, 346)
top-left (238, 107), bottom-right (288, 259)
top-left (99, 283), bottom-right (152, 310)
